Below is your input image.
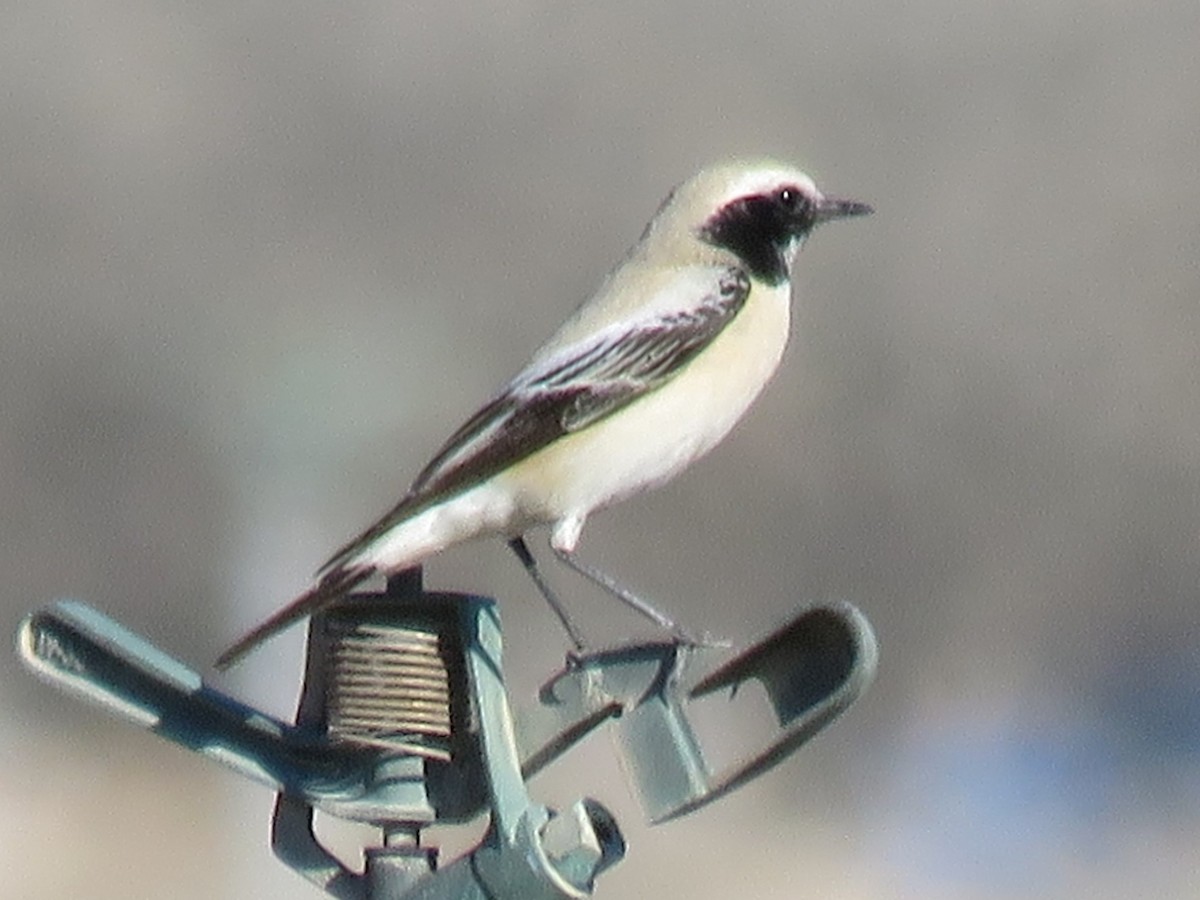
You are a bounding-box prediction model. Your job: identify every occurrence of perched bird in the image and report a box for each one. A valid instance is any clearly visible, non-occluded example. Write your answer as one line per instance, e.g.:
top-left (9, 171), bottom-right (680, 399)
top-left (216, 160), bottom-right (871, 669)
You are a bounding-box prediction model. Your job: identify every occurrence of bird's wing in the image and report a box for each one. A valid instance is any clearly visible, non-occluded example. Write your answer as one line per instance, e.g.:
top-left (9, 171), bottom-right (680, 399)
top-left (217, 265), bottom-right (749, 669)
top-left (318, 265), bottom-right (750, 574)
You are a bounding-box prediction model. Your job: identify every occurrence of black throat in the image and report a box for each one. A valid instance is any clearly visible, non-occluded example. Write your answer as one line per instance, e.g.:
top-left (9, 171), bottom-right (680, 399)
top-left (698, 196), bottom-right (796, 286)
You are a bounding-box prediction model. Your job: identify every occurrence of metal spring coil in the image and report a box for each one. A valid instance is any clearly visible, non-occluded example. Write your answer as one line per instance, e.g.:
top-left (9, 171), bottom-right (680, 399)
top-left (325, 619), bottom-right (453, 761)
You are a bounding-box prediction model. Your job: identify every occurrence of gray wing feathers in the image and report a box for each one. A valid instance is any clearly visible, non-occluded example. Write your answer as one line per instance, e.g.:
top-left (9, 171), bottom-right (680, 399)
top-left (220, 266), bottom-right (751, 667)
top-left (318, 266), bottom-right (750, 574)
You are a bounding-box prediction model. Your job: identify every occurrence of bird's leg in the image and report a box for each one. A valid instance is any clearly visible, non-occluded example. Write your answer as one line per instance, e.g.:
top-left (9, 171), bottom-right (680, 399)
top-left (550, 543), bottom-right (703, 646)
top-left (508, 537), bottom-right (588, 652)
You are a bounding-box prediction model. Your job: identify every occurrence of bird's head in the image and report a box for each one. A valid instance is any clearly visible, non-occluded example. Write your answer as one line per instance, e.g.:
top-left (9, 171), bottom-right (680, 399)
top-left (653, 161), bottom-right (872, 286)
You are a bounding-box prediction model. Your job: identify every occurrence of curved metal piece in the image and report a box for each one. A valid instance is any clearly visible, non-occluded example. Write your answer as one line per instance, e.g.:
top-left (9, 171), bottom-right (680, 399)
top-left (516, 601), bottom-right (877, 823)
top-left (17, 582), bottom-right (870, 897)
top-left (670, 601), bottom-right (877, 820)
top-left (271, 794), bottom-right (366, 900)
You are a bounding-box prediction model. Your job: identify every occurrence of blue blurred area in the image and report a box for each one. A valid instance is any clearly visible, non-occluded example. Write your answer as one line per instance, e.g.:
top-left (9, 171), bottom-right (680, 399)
top-left (881, 715), bottom-right (1123, 892)
top-left (1101, 629), bottom-right (1200, 761)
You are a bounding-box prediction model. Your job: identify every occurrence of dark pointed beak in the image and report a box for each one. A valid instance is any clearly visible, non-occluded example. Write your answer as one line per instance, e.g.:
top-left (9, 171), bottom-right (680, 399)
top-left (813, 195), bottom-right (874, 225)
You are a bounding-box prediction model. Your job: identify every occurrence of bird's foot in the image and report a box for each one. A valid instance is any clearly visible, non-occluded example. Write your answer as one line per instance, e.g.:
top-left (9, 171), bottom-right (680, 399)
top-left (564, 645), bottom-right (589, 670)
top-left (670, 627), bottom-right (731, 651)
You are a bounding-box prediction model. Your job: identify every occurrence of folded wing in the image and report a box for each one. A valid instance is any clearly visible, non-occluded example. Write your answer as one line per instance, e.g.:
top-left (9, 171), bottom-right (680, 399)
top-left (319, 265), bottom-right (751, 574)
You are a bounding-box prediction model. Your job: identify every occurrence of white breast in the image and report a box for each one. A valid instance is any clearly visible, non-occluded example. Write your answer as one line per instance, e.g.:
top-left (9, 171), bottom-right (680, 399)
top-left (502, 279), bottom-right (793, 519)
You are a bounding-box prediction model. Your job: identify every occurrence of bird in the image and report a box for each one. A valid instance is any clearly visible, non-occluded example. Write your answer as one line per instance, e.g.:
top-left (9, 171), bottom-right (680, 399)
top-left (216, 159), bottom-right (871, 669)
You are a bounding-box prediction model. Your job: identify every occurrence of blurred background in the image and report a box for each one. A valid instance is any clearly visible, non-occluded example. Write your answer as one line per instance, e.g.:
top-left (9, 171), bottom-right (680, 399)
top-left (3, 1), bottom-right (1199, 897)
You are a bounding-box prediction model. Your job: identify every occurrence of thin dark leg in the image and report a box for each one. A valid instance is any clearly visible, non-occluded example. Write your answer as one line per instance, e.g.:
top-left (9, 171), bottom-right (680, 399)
top-left (508, 537), bottom-right (587, 651)
top-left (550, 545), bottom-right (701, 645)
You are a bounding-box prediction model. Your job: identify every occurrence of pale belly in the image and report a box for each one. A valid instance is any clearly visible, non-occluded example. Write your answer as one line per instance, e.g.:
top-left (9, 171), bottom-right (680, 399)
top-left (500, 283), bottom-right (793, 520)
top-left (356, 282), bottom-right (792, 572)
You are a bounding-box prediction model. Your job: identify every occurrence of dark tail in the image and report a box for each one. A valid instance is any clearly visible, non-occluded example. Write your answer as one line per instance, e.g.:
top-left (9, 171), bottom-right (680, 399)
top-left (214, 565), bottom-right (375, 670)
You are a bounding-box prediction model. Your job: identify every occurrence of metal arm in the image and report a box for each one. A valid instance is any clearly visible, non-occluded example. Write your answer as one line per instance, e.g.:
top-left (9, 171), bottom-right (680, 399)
top-left (17, 571), bottom-right (876, 897)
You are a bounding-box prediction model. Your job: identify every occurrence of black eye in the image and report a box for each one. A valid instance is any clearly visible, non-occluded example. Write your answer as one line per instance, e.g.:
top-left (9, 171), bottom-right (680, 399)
top-left (777, 186), bottom-right (805, 212)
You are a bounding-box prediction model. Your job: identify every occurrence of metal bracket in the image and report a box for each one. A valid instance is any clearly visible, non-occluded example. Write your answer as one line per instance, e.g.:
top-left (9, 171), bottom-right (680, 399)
top-left (518, 601), bottom-right (877, 822)
top-left (16, 575), bottom-right (875, 897)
